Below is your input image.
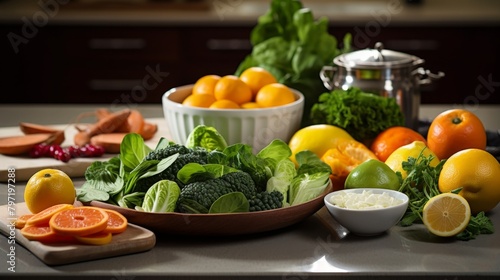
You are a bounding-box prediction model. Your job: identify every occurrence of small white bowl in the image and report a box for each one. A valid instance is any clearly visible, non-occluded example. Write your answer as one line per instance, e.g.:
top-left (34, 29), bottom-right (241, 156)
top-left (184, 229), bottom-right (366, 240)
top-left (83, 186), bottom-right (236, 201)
top-left (324, 188), bottom-right (409, 236)
top-left (162, 84), bottom-right (304, 151)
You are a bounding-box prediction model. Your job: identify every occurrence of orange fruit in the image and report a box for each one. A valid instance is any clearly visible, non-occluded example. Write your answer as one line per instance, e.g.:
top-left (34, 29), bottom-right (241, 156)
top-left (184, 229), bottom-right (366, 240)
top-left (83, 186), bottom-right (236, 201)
top-left (15, 214), bottom-right (34, 229)
top-left (75, 231), bottom-right (113, 245)
top-left (239, 67), bottom-right (278, 96)
top-left (21, 225), bottom-right (59, 242)
top-left (49, 206), bottom-right (109, 236)
top-left (102, 209), bottom-right (128, 234)
top-left (24, 169), bottom-right (76, 214)
top-left (240, 102), bottom-right (261, 109)
top-left (209, 99), bottom-right (240, 109)
top-left (438, 148), bottom-right (500, 214)
top-left (192, 74), bottom-right (220, 96)
top-left (427, 109), bottom-right (486, 159)
top-left (214, 75), bottom-right (252, 105)
top-left (255, 83), bottom-right (295, 108)
top-left (20, 225), bottom-right (75, 243)
top-left (321, 138), bottom-right (378, 184)
top-left (26, 203), bottom-right (74, 226)
top-left (422, 193), bottom-right (471, 237)
top-left (182, 93), bottom-right (216, 108)
top-left (370, 126), bottom-right (427, 162)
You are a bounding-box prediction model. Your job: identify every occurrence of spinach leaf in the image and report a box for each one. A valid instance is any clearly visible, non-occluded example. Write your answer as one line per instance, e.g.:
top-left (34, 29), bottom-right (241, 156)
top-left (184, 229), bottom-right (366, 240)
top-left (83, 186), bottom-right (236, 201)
top-left (123, 153), bottom-right (179, 194)
top-left (209, 192), bottom-right (249, 213)
top-left (120, 133), bottom-right (152, 172)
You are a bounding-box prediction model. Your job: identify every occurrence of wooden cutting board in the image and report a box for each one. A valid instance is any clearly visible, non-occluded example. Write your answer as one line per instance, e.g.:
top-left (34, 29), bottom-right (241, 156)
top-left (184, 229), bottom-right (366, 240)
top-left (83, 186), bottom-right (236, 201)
top-left (0, 203), bottom-right (156, 266)
top-left (0, 118), bottom-right (167, 182)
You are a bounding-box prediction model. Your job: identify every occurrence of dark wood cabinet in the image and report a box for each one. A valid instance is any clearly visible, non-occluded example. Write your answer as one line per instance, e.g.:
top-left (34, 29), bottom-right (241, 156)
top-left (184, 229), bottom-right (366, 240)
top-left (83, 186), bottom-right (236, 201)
top-left (1, 23), bottom-right (499, 106)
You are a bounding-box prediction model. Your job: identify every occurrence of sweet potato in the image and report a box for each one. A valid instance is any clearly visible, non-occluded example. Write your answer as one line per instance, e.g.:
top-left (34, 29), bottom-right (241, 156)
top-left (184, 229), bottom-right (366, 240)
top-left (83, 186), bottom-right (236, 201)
top-left (74, 109), bottom-right (131, 146)
top-left (19, 122), bottom-right (65, 145)
top-left (140, 122), bottom-right (158, 141)
top-left (115, 109), bottom-right (145, 134)
top-left (0, 133), bottom-right (54, 155)
top-left (89, 133), bottom-right (127, 154)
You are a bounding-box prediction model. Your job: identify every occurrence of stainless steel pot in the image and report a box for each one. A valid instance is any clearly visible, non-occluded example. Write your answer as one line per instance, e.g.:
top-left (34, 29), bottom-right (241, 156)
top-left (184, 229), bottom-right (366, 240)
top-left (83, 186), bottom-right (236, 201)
top-left (320, 42), bottom-right (444, 129)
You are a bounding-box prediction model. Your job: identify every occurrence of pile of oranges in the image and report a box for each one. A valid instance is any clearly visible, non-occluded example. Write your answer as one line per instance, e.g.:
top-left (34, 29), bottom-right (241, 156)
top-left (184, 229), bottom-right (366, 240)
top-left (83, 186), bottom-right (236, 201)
top-left (182, 67), bottom-right (296, 109)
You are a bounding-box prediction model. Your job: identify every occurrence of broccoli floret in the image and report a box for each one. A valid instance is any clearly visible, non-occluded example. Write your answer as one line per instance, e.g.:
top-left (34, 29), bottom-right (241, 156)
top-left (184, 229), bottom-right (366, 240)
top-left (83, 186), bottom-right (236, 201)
top-left (135, 144), bottom-right (209, 192)
top-left (177, 171), bottom-right (257, 213)
top-left (248, 191), bottom-right (284, 212)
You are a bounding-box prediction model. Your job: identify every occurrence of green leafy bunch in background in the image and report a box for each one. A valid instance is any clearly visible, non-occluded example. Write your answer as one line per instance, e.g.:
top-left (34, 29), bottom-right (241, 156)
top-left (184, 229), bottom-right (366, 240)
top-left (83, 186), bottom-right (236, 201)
top-left (235, 0), bottom-right (352, 127)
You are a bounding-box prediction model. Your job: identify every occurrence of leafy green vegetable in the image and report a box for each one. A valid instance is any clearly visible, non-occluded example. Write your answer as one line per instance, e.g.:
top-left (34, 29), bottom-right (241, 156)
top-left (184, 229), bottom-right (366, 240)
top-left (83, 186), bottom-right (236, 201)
top-left (398, 150), bottom-right (444, 226)
top-left (266, 159), bottom-right (297, 205)
top-left (289, 172), bottom-right (330, 206)
top-left (248, 191), bottom-right (284, 211)
top-left (117, 192), bottom-right (145, 208)
top-left (76, 158), bottom-right (123, 202)
top-left (456, 212), bottom-right (494, 241)
top-left (185, 125), bottom-right (228, 152)
top-left (236, 0), bottom-right (351, 127)
top-left (310, 87), bottom-right (405, 142)
top-left (120, 133), bottom-right (152, 172)
top-left (398, 150), bottom-right (495, 241)
top-left (209, 192), bottom-right (249, 213)
top-left (288, 150), bottom-right (331, 206)
top-left (295, 150), bottom-right (332, 175)
top-left (141, 180), bottom-right (180, 213)
top-left (177, 171), bottom-right (257, 213)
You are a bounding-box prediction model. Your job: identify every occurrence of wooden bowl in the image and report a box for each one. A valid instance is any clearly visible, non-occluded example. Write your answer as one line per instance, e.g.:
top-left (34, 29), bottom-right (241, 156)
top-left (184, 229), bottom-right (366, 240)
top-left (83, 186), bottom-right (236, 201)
top-left (90, 182), bottom-right (333, 236)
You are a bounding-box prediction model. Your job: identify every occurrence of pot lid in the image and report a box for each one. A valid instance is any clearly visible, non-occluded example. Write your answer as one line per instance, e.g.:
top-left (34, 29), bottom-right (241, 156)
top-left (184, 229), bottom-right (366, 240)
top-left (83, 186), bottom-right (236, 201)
top-left (334, 42), bottom-right (424, 69)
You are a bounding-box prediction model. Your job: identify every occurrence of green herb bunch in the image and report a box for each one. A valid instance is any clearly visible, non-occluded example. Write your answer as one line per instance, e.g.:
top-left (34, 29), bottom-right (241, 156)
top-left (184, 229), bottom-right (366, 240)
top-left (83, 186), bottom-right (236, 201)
top-left (397, 150), bottom-right (494, 241)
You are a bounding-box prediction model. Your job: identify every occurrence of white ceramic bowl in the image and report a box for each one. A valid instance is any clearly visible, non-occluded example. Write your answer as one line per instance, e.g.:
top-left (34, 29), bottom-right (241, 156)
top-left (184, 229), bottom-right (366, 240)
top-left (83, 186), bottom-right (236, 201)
top-left (162, 84), bottom-right (304, 151)
top-left (323, 188), bottom-right (409, 236)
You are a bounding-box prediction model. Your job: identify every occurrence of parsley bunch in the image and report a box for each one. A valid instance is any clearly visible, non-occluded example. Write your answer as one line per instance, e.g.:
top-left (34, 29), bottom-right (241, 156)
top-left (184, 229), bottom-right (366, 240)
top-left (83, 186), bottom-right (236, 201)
top-left (397, 150), bottom-right (494, 241)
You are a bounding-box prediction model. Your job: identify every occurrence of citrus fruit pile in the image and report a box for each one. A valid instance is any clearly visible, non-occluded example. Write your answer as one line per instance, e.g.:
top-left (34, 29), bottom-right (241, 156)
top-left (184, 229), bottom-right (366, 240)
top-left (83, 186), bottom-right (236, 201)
top-left (182, 67), bottom-right (296, 109)
top-left (17, 204), bottom-right (128, 245)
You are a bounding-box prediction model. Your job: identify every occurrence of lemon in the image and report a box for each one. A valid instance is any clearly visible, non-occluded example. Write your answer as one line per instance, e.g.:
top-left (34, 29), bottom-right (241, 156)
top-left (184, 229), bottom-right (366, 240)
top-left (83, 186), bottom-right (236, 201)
top-left (289, 124), bottom-right (354, 165)
top-left (438, 148), bottom-right (500, 214)
top-left (423, 192), bottom-right (471, 237)
top-left (385, 141), bottom-right (440, 179)
top-left (345, 159), bottom-right (401, 191)
top-left (24, 169), bottom-right (76, 214)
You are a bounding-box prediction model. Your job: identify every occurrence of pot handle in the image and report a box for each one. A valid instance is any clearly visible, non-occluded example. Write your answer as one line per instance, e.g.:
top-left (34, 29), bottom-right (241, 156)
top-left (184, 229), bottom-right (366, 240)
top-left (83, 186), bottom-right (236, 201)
top-left (320, 65), bottom-right (337, 90)
top-left (413, 67), bottom-right (445, 85)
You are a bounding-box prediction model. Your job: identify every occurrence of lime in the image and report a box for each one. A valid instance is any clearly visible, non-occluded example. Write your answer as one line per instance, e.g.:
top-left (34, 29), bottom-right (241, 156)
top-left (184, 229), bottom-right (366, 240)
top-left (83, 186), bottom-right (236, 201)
top-left (344, 159), bottom-right (401, 191)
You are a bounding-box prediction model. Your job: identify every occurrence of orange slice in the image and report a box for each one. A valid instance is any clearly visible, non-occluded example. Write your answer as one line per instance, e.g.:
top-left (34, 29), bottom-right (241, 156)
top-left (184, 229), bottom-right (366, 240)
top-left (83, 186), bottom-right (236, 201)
top-left (422, 193), bottom-right (471, 237)
top-left (102, 209), bottom-right (128, 234)
top-left (49, 206), bottom-right (109, 236)
top-left (75, 231), bottom-right (113, 245)
top-left (26, 204), bottom-right (74, 226)
top-left (20, 225), bottom-right (75, 243)
top-left (15, 214), bottom-right (35, 229)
